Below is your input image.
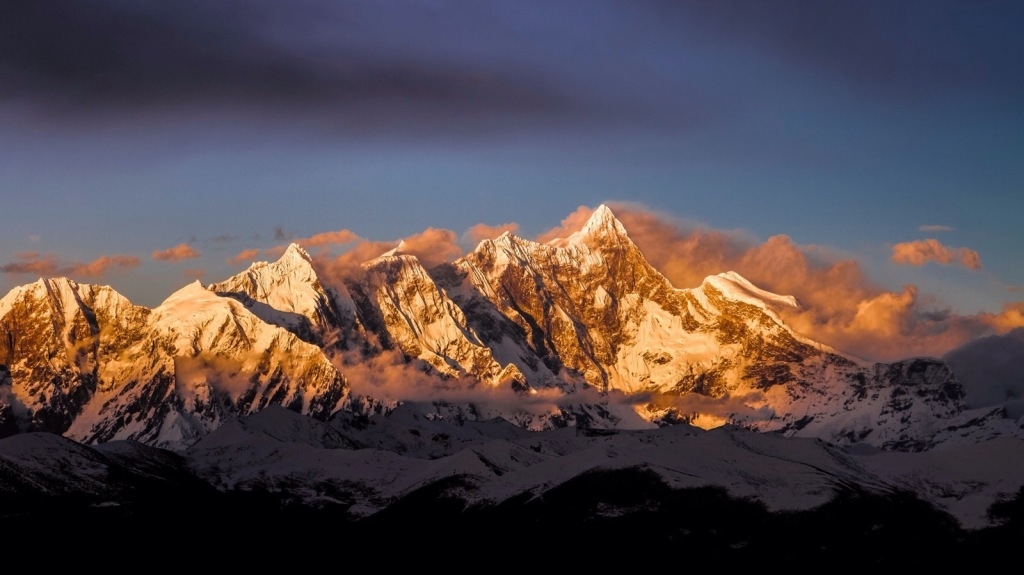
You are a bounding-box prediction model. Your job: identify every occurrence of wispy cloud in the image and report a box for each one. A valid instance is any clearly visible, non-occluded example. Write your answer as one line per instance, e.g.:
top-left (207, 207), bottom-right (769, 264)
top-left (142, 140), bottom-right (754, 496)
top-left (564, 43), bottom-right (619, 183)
top-left (891, 239), bottom-right (982, 270)
top-left (313, 226), bottom-right (464, 287)
top-left (1, 252), bottom-right (139, 278)
top-left (261, 229), bottom-right (364, 259)
top-left (229, 248), bottom-right (262, 266)
top-left (919, 225), bottom-right (954, 233)
top-left (335, 348), bottom-right (657, 428)
top-left (393, 228), bottom-right (462, 268)
top-left (152, 243), bottom-right (200, 262)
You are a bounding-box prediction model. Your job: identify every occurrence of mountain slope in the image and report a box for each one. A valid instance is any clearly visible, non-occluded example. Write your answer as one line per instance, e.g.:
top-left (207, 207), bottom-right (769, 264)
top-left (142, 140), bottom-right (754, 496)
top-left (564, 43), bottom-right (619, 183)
top-left (64, 281), bottom-right (348, 448)
top-left (0, 278), bottom-right (149, 436)
top-left (348, 251), bottom-right (523, 387)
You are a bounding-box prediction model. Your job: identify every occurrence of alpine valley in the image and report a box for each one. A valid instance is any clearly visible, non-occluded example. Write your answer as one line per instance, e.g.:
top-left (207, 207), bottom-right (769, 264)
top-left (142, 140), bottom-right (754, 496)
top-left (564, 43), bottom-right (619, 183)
top-left (2, 206), bottom-right (1022, 562)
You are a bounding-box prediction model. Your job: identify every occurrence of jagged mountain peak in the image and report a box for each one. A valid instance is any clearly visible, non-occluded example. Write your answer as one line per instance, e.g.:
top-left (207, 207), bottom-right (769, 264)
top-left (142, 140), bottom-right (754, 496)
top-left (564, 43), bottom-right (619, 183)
top-left (280, 242), bottom-right (314, 265)
top-left (548, 204), bottom-right (633, 249)
top-left (580, 203), bottom-right (628, 235)
top-left (207, 241), bottom-right (357, 347)
top-left (236, 243), bottom-right (317, 282)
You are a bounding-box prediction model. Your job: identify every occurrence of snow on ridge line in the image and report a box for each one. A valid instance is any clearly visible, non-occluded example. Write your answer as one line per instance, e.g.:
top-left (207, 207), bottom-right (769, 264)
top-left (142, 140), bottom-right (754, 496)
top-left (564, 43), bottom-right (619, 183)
top-left (707, 271), bottom-right (800, 311)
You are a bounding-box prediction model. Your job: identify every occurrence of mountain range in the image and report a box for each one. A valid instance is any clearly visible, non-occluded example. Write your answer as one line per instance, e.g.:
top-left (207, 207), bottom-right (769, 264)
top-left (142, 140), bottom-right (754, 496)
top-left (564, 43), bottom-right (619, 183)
top-left (2, 205), bottom-right (1017, 450)
top-left (2, 205), bottom-right (1022, 552)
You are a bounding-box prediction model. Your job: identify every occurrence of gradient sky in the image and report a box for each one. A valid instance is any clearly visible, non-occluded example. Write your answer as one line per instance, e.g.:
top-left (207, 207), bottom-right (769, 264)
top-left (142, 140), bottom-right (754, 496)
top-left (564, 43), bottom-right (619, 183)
top-left (2, 1), bottom-right (1022, 359)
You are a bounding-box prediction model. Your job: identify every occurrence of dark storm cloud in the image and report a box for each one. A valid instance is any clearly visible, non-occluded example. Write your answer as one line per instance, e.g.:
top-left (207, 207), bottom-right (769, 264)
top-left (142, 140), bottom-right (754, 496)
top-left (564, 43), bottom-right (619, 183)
top-left (944, 328), bottom-right (1024, 413)
top-left (0, 0), bottom-right (648, 133)
top-left (678, 0), bottom-right (1024, 100)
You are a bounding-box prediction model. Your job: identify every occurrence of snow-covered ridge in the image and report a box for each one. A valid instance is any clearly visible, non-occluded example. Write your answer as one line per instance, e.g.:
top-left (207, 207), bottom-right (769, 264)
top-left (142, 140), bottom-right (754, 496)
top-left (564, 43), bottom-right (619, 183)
top-left (704, 271), bottom-right (800, 311)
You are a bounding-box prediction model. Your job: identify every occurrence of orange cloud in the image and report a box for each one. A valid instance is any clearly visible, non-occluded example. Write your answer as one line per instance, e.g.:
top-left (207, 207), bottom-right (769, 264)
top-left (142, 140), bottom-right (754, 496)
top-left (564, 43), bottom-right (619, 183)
top-left (152, 243), bottom-right (200, 262)
top-left (312, 227), bottom-right (464, 287)
top-left (229, 248), bottom-right (262, 265)
top-left (298, 229), bottom-right (360, 248)
top-left (1, 252), bottom-right (139, 278)
top-left (183, 268), bottom-right (205, 279)
top-left (464, 222), bottom-right (520, 245)
top-left (982, 302), bottom-right (1024, 333)
top-left (262, 229), bottom-right (364, 259)
top-left (74, 255), bottom-right (141, 277)
top-left (892, 239), bottom-right (982, 270)
top-left (314, 240), bottom-right (398, 285)
top-left (535, 205), bottom-right (596, 245)
top-left (394, 227), bottom-right (463, 269)
top-left (1, 253), bottom-right (61, 276)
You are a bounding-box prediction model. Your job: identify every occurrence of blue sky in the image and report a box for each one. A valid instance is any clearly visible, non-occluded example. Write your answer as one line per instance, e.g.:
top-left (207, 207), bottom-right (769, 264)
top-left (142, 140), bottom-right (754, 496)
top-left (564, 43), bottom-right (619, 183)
top-left (1, 1), bottom-right (1022, 357)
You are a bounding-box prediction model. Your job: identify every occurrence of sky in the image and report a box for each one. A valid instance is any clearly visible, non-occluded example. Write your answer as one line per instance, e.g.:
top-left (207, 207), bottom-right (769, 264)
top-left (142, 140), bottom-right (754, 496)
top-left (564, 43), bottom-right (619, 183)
top-left (1, 0), bottom-right (1022, 363)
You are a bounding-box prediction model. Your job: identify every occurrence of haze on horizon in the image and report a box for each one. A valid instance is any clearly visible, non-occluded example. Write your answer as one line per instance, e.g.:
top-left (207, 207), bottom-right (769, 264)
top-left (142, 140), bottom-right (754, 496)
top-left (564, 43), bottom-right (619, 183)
top-left (1, 1), bottom-right (1022, 366)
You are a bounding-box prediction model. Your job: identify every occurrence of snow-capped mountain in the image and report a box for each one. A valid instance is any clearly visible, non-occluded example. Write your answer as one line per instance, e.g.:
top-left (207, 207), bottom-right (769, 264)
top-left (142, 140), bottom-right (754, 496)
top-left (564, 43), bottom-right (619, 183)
top-left (0, 205), bottom-right (1018, 451)
top-left (1, 278), bottom-right (348, 449)
top-left (208, 243), bottom-right (361, 348)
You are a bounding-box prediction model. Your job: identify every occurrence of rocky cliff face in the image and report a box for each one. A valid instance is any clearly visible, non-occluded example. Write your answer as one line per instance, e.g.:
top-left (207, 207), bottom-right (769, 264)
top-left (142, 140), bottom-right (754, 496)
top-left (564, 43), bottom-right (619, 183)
top-left (0, 206), bottom-right (1010, 451)
top-left (348, 252), bottom-right (524, 387)
top-left (0, 278), bottom-right (149, 436)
